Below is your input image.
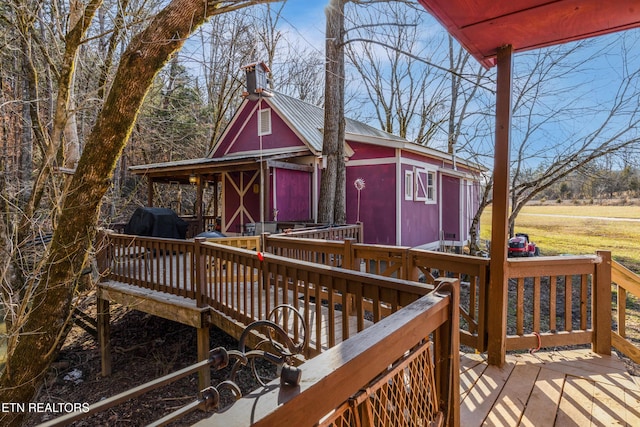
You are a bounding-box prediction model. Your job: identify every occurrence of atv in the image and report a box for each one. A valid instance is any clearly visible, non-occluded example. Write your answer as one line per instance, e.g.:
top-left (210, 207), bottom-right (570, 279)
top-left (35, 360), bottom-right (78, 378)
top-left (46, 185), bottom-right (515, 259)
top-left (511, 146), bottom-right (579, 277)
top-left (508, 233), bottom-right (540, 257)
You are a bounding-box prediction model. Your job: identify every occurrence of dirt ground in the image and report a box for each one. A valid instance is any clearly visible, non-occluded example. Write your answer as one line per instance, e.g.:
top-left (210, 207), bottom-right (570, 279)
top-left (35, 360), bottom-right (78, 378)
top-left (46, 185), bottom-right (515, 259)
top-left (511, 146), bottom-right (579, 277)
top-left (24, 294), bottom-right (252, 427)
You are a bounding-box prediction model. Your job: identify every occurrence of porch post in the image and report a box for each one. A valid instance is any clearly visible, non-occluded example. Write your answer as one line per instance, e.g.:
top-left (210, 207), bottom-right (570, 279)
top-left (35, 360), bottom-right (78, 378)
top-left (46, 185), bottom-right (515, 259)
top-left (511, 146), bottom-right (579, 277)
top-left (593, 251), bottom-right (612, 355)
top-left (196, 176), bottom-right (203, 232)
top-left (213, 175), bottom-right (219, 226)
top-left (147, 178), bottom-right (154, 207)
top-left (487, 45), bottom-right (513, 367)
top-left (261, 161), bottom-right (270, 223)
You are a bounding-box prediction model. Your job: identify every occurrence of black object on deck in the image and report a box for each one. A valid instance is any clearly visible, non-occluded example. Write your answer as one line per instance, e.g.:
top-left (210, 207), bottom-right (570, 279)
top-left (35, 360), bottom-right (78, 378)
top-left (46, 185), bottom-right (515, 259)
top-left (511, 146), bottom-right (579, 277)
top-left (124, 207), bottom-right (188, 239)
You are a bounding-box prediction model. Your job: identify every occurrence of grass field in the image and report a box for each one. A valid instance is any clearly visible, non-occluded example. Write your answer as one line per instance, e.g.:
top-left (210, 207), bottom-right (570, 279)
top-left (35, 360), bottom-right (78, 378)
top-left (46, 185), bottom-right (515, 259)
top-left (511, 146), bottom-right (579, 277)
top-left (480, 204), bottom-right (640, 273)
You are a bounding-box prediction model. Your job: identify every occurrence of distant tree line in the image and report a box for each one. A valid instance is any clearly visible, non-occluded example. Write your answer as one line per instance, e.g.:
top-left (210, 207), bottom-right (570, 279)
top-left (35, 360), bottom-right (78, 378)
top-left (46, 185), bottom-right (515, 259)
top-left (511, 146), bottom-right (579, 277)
top-left (535, 165), bottom-right (640, 202)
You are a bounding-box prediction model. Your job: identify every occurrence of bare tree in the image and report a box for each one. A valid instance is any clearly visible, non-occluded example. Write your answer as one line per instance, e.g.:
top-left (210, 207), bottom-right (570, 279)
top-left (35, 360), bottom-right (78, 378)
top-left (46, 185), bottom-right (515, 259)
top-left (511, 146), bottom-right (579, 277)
top-left (318, 0), bottom-right (346, 224)
top-left (344, 1), bottom-right (449, 142)
top-left (0, 1), bottom-right (277, 424)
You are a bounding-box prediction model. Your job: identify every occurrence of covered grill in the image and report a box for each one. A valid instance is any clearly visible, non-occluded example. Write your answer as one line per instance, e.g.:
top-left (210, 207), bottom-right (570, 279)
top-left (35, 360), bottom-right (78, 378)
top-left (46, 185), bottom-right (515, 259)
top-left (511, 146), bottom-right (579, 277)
top-left (124, 207), bottom-right (188, 239)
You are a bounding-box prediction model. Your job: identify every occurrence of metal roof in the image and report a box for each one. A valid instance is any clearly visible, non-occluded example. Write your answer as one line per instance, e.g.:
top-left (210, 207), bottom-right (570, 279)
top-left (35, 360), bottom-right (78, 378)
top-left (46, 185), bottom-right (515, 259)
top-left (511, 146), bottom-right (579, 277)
top-left (266, 92), bottom-right (407, 153)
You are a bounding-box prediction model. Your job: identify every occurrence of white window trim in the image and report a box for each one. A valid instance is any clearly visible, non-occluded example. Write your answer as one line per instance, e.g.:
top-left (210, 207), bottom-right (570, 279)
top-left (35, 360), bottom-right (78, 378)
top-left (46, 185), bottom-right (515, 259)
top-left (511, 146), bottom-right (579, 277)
top-left (404, 170), bottom-right (414, 200)
top-left (258, 108), bottom-right (272, 136)
top-left (414, 168), bottom-right (437, 204)
top-left (426, 170), bottom-right (436, 203)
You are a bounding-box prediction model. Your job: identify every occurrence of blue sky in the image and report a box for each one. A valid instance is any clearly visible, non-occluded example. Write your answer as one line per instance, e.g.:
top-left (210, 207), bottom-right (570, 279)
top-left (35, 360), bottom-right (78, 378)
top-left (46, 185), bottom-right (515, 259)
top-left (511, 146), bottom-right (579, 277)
top-left (179, 1), bottom-right (640, 167)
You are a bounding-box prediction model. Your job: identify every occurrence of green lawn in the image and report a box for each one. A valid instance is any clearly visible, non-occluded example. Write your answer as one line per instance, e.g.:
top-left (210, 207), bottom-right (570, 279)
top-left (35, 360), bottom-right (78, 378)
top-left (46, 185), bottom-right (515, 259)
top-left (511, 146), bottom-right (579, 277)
top-left (480, 204), bottom-right (640, 272)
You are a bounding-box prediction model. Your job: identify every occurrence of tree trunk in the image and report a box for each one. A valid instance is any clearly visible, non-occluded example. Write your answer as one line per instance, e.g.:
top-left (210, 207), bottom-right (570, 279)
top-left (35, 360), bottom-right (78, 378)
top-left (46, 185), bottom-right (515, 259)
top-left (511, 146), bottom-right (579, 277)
top-left (318, 0), bottom-right (346, 224)
top-left (0, 1), bottom-right (275, 425)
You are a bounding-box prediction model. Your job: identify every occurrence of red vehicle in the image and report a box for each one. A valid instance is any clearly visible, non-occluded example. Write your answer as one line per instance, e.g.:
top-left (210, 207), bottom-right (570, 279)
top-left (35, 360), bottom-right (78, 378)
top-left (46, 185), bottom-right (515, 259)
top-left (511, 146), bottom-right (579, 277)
top-left (508, 233), bottom-right (540, 257)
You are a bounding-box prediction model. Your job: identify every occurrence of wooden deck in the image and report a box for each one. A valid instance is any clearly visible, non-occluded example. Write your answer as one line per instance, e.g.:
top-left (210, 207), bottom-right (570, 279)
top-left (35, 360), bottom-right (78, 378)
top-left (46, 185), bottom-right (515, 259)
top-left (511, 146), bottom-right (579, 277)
top-left (460, 348), bottom-right (640, 426)
top-left (98, 279), bottom-right (372, 352)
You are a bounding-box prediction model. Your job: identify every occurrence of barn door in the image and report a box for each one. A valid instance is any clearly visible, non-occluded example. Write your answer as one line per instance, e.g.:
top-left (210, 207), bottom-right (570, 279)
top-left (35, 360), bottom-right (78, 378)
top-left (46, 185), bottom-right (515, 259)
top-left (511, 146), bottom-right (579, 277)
top-left (222, 170), bottom-right (260, 234)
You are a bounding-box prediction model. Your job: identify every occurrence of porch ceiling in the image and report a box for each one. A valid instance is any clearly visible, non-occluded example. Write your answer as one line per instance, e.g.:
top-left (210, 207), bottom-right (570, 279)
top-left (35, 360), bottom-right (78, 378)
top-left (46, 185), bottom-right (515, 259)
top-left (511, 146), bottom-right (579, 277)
top-left (418, 0), bottom-right (640, 68)
top-left (128, 152), bottom-right (309, 183)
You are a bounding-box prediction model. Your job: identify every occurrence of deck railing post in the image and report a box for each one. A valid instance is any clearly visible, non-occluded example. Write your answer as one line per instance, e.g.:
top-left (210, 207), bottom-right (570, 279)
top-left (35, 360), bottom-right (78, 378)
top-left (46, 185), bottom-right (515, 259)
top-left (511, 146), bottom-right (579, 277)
top-left (194, 237), bottom-right (206, 308)
top-left (593, 250), bottom-right (612, 355)
top-left (433, 277), bottom-right (460, 427)
top-left (193, 237), bottom-right (211, 389)
top-left (487, 44), bottom-right (513, 367)
top-left (343, 238), bottom-right (354, 269)
top-left (95, 228), bottom-right (113, 281)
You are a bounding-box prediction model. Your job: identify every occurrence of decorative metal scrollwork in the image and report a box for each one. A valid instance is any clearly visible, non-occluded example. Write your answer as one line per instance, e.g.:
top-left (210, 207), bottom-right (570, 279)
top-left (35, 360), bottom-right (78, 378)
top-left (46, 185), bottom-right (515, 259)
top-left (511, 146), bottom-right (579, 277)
top-left (195, 304), bottom-right (308, 417)
top-left (230, 304), bottom-right (308, 387)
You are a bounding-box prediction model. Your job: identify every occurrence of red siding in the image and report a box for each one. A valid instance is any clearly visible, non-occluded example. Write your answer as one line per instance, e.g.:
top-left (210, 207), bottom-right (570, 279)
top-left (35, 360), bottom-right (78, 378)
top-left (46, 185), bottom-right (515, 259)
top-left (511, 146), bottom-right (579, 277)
top-left (214, 102), bottom-right (307, 156)
top-left (347, 141), bottom-right (395, 161)
top-left (400, 164), bottom-right (440, 247)
top-left (346, 164), bottom-right (396, 245)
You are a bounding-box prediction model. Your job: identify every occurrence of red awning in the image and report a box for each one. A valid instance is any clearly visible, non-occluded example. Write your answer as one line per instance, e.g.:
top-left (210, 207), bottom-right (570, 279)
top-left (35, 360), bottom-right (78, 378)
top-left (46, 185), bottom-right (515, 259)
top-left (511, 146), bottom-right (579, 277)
top-left (418, 0), bottom-right (640, 68)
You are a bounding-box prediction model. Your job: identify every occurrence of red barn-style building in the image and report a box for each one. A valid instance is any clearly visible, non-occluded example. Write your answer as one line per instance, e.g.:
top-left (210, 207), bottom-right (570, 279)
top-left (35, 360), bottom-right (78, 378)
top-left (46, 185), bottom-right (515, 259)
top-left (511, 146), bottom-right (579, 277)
top-left (130, 92), bottom-right (483, 250)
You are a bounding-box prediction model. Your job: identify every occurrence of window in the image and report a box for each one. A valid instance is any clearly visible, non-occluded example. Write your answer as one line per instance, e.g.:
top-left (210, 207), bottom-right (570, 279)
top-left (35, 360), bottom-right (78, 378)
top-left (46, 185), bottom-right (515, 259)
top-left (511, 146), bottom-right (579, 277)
top-left (414, 168), bottom-right (436, 203)
top-left (426, 171), bottom-right (435, 202)
top-left (258, 108), bottom-right (272, 136)
top-left (405, 170), bottom-right (414, 200)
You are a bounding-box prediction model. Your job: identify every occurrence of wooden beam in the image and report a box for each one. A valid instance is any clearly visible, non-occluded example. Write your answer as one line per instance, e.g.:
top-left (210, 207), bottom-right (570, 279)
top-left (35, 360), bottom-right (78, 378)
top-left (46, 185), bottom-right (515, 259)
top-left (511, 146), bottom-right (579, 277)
top-left (196, 177), bottom-right (203, 232)
top-left (98, 283), bottom-right (208, 328)
top-left (487, 44), bottom-right (513, 367)
top-left (97, 296), bottom-right (112, 377)
top-left (196, 326), bottom-right (210, 389)
top-left (266, 160), bottom-right (314, 173)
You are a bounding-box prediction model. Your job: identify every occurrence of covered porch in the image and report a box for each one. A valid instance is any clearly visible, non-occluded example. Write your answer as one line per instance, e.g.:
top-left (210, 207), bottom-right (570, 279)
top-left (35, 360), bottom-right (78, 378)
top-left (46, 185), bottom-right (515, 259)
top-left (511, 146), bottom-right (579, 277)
top-left (128, 152), bottom-right (318, 237)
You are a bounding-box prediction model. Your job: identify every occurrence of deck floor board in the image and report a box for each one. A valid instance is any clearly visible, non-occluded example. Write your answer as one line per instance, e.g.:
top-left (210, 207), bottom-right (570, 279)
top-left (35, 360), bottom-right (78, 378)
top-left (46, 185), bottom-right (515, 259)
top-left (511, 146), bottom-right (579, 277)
top-left (461, 349), bottom-right (640, 426)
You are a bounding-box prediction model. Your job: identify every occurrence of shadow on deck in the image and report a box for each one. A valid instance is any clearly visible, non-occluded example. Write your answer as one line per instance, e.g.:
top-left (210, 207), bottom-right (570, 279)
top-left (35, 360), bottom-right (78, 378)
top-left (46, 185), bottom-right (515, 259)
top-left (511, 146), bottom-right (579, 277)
top-left (461, 348), bottom-right (640, 426)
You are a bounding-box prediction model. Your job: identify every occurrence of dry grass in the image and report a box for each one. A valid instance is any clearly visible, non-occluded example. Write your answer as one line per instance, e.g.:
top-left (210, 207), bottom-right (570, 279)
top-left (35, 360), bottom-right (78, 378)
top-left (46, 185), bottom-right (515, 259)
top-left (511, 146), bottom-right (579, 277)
top-left (480, 204), bottom-right (640, 273)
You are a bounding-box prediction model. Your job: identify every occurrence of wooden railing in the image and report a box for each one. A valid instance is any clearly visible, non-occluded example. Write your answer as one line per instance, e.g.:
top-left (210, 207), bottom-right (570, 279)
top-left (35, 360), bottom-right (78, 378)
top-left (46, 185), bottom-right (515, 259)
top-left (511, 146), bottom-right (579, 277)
top-left (100, 232), bottom-right (432, 359)
top-left (278, 223), bottom-right (363, 242)
top-left (195, 240), bottom-right (432, 358)
top-left (102, 230), bottom-right (636, 367)
top-left (611, 259), bottom-right (640, 364)
top-left (106, 233), bottom-right (197, 299)
top-left (264, 235), bottom-right (490, 351)
top-left (263, 235), bottom-right (638, 362)
top-left (204, 281), bottom-right (460, 427)
top-left (411, 249), bottom-right (490, 352)
top-left (504, 254), bottom-right (603, 352)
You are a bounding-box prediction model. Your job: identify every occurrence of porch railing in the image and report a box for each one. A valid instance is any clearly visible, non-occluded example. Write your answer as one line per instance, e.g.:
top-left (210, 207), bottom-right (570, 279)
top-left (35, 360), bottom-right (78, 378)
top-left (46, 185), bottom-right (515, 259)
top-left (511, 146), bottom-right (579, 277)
top-left (203, 281), bottom-right (460, 427)
top-left (611, 259), bottom-right (640, 364)
top-left (99, 231), bottom-right (432, 358)
top-left (264, 234), bottom-right (640, 364)
top-left (264, 235), bottom-right (490, 351)
top-left (101, 229), bottom-right (640, 367)
top-left (505, 254), bottom-right (603, 352)
top-left (278, 223), bottom-right (363, 242)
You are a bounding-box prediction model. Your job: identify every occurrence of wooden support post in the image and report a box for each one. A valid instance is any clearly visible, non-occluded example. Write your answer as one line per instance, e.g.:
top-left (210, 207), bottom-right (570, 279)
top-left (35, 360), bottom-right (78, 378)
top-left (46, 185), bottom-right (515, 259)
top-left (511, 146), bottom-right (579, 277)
top-left (197, 325), bottom-right (211, 390)
top-left (593, 251), bottom-right (612, 355)
top-left (433, 278), bottom-right (460, 427)
top-left (147, 178), bottom-right (154, 207)
top-left (97, 296), bottom-right (112, 377)
top-left (487, 44), bottom-right (513, 367)
top-left (213, 175), bottom-right (219, 225)
top-left (196, 176), bottom-right (204, 233)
